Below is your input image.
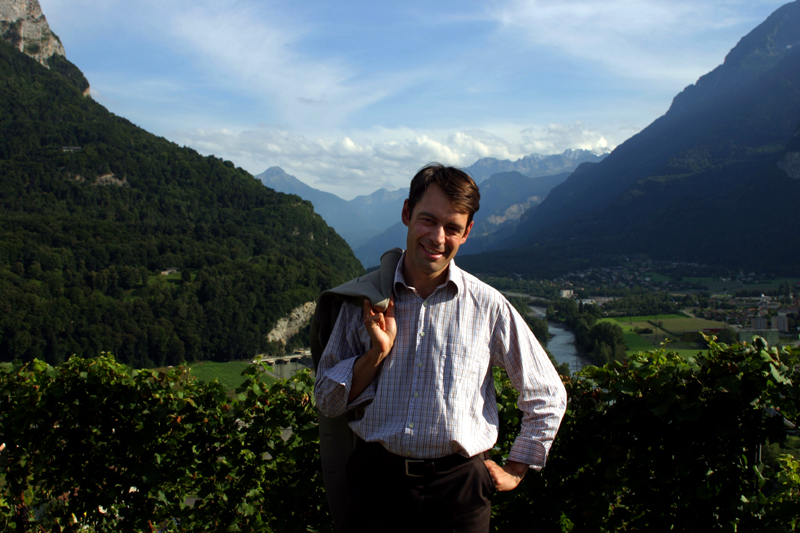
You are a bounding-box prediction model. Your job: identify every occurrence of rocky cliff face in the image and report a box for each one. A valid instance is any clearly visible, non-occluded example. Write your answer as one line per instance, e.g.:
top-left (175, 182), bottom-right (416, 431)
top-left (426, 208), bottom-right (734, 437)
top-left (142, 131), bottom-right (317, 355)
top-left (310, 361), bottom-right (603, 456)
top-left (266, 302), bottom-right (317, 345)
top-left (0, 0), bottom-right (65, 67)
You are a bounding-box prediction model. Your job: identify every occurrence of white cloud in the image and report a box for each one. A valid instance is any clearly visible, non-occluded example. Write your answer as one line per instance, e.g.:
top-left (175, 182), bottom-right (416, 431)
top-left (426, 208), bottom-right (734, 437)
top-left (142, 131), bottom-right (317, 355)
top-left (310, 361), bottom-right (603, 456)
top-left (169, 122), bottom-right (619, 199)
top-left (518, 122), bottom-right (623, 154)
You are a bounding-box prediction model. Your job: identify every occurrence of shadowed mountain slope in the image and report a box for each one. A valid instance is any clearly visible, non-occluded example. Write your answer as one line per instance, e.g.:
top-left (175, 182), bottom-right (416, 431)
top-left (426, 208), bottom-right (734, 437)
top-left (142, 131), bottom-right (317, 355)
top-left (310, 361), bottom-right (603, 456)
top-left (461, 1), bottom-right (800, 277)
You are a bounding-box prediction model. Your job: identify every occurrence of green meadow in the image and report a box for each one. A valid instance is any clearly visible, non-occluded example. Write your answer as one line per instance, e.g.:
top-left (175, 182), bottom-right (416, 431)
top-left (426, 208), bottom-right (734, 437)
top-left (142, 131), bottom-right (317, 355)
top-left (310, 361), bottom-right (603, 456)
top-left (601, 314), bottom-right (728, 357)
top-left (188, 360), bottom-right (277, 392)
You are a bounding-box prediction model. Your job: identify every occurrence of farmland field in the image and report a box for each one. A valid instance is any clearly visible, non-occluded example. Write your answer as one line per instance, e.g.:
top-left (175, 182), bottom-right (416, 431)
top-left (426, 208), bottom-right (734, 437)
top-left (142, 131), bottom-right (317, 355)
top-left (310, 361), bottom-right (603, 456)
top-left (621, 330), bottom-right (656, 352)
top-left (681, 276), bottom-right (800, 294)
top-left (737, 277), bottom-right (800, 291)
top-left (611, 314), bottom-right (686, 323)
top-left (644, 272), bottom-right (672, 282)
top-left (189, 360), bottom-right (276, 391)
top-left (601, 315), bottom-right (725, 357)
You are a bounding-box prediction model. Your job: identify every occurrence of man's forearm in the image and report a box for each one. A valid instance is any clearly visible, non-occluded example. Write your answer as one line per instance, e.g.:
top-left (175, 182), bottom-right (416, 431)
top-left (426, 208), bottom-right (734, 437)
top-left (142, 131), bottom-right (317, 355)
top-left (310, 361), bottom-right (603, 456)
top-left (348, 347), bottom-right (386, 402)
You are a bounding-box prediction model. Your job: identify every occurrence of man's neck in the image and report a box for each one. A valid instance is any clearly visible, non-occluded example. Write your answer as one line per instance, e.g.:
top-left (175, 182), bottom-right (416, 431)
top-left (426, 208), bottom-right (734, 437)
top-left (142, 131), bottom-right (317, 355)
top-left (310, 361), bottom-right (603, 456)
top-left (402, 259), bottom-right (448, 300)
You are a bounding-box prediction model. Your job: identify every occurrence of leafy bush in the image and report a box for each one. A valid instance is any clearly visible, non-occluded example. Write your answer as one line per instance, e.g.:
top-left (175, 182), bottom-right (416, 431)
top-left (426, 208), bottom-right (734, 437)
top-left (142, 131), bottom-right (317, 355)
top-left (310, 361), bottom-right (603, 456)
top-left (2, 336), bottom-right (798, 532)
top-left (0, 355), bottom-right (326, 532)
top-left (492, 336), bottom-right (800, 531)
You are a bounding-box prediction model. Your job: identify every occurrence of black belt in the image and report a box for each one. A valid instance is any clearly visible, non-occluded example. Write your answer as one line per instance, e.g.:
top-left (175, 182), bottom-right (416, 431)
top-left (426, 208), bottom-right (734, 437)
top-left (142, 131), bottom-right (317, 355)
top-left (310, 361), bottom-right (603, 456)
top-left (358, 439), bottom-right (473, 478)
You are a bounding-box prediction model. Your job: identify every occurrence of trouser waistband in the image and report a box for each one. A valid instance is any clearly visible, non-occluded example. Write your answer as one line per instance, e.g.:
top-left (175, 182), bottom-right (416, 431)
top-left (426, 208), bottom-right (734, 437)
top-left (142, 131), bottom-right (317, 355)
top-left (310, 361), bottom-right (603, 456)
top-left (356, 439), bottom-right (476, 477)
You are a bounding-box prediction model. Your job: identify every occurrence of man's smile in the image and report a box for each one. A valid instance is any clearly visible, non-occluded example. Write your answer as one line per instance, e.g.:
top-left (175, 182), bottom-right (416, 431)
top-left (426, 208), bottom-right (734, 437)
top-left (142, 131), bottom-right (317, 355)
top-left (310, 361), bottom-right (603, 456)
top-left (421, 244), bottom-right (445, 258)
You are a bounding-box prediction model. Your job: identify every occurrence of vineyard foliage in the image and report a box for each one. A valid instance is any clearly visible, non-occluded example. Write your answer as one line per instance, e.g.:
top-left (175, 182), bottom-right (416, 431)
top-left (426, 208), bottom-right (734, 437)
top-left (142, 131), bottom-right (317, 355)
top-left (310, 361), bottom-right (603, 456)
top-left (2, 337), bottom-right (799, 532)
top-left (1, 355), bottom-right (325, 532)
top-left (493, 337), bottom-right (800, 532)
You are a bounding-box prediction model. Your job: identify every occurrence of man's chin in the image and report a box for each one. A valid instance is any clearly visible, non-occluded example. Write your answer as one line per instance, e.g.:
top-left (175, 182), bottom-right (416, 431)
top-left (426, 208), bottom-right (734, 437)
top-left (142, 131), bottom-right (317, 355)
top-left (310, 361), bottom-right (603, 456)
top-left (418, 255), bottom-right (451, 273)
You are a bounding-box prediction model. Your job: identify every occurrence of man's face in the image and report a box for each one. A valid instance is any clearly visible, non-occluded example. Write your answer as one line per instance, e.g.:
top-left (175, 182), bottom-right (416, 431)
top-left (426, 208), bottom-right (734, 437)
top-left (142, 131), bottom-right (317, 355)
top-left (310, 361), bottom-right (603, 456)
top-left (401, 184), bottom-right (473, 286)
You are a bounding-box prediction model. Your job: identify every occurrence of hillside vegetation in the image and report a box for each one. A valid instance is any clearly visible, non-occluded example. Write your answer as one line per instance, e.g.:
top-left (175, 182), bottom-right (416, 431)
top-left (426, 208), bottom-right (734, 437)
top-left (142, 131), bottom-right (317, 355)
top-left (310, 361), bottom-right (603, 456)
top-left (0, 39), bottom-right (363, 367)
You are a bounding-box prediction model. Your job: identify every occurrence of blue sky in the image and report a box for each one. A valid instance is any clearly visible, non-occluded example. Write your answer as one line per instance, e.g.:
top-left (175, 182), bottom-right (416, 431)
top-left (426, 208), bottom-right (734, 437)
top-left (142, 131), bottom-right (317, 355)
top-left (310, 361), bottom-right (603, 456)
top-left (39, 0), bottom-right (786, 199)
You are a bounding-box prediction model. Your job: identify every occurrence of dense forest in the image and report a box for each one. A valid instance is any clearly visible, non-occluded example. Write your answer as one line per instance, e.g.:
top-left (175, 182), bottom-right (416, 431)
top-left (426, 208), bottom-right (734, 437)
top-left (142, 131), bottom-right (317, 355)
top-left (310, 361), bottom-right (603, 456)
top-left (0, 39), bottom-right (363, 367)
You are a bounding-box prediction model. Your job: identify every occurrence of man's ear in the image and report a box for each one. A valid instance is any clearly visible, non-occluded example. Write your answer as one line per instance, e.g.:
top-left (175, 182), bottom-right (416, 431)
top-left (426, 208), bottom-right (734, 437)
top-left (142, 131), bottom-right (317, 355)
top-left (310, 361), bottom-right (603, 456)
top-left (460, 220), bottom-right (474, 243)
top-left (401, 199), bottom-right (411, 227)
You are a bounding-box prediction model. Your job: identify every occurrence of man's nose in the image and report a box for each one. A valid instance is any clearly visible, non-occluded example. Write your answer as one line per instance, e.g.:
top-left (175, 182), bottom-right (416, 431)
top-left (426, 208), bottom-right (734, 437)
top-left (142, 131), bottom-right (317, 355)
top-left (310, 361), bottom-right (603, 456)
top-left (431, 225), bottom-right (446, 244)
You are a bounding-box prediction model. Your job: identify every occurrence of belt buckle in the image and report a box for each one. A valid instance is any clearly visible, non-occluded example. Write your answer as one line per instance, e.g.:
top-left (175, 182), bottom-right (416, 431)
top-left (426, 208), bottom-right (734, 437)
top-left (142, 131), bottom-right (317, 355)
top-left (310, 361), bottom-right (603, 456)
top-left (405, 459), bottom-right (425, 477)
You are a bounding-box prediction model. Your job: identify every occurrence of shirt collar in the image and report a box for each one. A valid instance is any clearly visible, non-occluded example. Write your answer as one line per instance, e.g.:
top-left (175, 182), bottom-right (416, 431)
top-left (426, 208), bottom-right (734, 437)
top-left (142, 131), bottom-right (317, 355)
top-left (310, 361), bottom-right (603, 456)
top-left (394, 250), bottom-right (465, 296)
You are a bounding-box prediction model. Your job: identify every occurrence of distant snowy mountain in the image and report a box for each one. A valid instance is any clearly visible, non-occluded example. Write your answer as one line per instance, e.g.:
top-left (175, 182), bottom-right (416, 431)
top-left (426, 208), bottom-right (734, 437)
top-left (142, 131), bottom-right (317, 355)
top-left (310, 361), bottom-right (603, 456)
top-left (464, 148), bottom-right (609, 183)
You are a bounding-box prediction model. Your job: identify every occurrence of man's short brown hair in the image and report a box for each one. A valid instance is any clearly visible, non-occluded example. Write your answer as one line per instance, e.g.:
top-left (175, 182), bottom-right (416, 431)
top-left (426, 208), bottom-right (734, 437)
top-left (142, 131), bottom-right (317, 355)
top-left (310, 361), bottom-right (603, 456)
top-left (407, 164), bottom-right (480, 224)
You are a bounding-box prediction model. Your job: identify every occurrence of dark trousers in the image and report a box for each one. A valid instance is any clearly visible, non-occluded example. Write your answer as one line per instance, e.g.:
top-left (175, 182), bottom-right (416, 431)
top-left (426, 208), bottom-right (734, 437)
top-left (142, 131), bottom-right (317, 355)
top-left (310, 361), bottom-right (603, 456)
top-left (342, 439), bottom-right (494, 533)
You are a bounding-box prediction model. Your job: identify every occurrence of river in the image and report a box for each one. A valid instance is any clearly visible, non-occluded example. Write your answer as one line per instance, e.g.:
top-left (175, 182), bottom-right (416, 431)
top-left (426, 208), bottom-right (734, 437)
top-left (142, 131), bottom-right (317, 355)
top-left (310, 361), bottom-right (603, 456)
top-left (529, 306), bottom-right (591, 373)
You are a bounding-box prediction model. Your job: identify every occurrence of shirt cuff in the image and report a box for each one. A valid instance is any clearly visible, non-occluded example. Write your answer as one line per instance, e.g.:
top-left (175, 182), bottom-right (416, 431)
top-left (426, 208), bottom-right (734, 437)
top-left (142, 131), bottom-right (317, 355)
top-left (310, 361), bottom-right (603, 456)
top-left (316, 356), bottom-right (377, 417)
top-left (508, 437), bottom-right (548, 471)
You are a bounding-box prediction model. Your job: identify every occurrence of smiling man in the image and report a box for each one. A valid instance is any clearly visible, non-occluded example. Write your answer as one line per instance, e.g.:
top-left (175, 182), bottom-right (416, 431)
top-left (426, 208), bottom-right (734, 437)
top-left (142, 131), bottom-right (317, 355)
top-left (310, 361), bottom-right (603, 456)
top-left (314, 164), bottom-right (567, 532)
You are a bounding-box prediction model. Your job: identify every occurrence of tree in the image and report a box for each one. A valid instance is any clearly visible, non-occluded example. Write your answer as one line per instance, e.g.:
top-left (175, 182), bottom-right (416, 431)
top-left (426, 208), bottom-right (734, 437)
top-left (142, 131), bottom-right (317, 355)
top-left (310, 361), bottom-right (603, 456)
top-left (716, 327), bottom-right (738, 345)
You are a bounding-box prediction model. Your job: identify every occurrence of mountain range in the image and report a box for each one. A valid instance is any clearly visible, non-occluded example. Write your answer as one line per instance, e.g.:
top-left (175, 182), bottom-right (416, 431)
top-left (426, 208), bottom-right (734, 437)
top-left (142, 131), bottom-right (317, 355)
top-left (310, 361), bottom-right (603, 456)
top-left (259, 149), bottom-right (607, 267)
top-left (464, 148), bottom-right (610, 184)
top-left (460, 0), bottom-right (800, 277)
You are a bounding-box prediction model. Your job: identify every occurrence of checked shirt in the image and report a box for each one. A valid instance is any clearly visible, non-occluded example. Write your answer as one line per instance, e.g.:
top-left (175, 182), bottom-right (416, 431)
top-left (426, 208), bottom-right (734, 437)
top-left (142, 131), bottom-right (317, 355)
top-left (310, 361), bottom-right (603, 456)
top-left (314, 256), bottom-right (567, 470)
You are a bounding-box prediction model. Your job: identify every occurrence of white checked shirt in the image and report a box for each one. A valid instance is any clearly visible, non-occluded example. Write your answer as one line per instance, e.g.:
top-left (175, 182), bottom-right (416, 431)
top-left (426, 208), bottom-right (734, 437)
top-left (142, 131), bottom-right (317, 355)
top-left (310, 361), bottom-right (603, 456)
top-left (314, 256), bottom-right (567, 470)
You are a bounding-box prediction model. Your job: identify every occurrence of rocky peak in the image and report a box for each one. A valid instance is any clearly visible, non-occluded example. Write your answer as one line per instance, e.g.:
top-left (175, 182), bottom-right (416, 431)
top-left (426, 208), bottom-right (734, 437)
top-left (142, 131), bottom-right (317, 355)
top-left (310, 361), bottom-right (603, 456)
top-left (666, 0), bottom-right (800, 117)
top-left (0, 0), bottom-right (65, 67)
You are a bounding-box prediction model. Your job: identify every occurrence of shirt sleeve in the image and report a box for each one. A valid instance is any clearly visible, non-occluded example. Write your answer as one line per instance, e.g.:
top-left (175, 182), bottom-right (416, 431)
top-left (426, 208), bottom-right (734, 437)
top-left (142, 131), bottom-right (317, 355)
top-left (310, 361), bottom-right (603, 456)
top-left (492, 300), bottom-right (568, 471)
top-left (314, 301), bottom-right (377, 418)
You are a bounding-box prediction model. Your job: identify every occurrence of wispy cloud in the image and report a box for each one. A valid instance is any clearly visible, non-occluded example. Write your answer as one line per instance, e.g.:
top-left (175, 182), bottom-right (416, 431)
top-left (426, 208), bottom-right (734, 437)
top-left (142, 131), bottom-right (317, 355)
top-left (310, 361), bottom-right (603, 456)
top-left (488, 0), bottom-right (785, 82)
top-left (43, 0), bottom-right (416, 130)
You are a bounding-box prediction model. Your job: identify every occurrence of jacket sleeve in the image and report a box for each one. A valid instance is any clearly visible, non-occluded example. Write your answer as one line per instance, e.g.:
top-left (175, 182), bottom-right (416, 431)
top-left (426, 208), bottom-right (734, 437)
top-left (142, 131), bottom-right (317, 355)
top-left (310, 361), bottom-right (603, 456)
top-left (314, 302), bottom-right (377, 417)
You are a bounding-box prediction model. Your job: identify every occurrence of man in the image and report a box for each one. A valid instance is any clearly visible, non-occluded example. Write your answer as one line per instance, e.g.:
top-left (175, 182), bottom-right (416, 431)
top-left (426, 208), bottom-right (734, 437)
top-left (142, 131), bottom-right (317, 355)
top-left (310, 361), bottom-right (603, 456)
top-left (315, 164), bottom-right (567, 532)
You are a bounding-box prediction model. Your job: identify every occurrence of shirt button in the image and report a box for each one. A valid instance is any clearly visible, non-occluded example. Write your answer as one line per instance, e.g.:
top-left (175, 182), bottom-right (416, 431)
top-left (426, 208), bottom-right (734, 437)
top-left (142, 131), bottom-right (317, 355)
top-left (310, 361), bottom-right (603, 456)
top-left (408, 422), bottom-right (414, 428)
top-left (422, 301), bottom-right (428, 307)
top-left (419, 331), bottom-right (425, 337)
top-left (414, 392), bottom-right (419, 398)
top-left (417, 362), bottom-right (423, 367)
top-left (406, 451), bottom-right (412, 456)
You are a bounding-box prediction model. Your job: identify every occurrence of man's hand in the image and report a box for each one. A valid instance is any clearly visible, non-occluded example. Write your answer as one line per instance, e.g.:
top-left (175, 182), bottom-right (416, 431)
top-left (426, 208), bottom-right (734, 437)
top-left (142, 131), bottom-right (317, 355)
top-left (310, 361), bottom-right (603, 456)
top-left (348, 297), bottom-right (396, 402)
top-left (363, 297), bottom-right (397, 357)
top-left (484, 459), bottom-right (528, 492)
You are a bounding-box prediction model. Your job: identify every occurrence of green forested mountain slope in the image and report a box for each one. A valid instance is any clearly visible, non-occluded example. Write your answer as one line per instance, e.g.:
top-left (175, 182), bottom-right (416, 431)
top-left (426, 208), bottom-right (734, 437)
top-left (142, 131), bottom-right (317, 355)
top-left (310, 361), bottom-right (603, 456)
top-left (461, 0), bottom-right (800, 277)
top-left (0, 39), bottom-right (363, 366)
